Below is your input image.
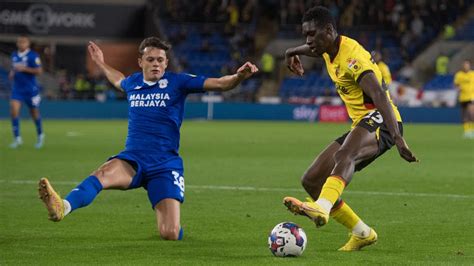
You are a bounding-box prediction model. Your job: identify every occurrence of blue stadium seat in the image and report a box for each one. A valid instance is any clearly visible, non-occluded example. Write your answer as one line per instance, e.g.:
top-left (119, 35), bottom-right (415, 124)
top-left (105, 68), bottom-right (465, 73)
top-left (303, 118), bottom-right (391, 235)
top-left (424, 74), bottom-right (454, 90)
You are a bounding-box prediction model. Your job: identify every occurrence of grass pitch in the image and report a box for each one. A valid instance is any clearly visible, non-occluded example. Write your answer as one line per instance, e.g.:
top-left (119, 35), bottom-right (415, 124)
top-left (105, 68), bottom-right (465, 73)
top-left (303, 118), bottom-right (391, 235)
top-left (0, 120), bottom-right (473, 265)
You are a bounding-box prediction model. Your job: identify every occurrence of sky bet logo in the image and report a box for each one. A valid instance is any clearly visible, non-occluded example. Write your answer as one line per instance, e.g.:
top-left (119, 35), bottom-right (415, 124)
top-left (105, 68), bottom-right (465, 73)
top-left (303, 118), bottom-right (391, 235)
top-left (0, 4), bottom-right (95, 34)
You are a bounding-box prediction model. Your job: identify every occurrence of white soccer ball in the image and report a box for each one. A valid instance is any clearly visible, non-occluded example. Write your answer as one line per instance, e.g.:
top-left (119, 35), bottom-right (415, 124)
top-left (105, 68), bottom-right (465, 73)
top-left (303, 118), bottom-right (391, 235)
top-left (268, 222), bottom-right (307, 257)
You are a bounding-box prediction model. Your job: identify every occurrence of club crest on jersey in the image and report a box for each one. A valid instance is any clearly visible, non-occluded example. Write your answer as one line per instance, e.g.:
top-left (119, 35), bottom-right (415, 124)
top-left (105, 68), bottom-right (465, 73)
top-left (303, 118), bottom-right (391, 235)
top-left (347, 58), bottom-right (360, 71)
top-left (159, 79), bottom-right (168, 89)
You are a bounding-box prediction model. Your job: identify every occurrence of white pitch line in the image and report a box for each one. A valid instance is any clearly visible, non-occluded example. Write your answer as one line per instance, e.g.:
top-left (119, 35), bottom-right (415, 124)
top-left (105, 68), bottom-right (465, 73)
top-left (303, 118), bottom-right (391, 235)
top-left (1, 179), bottom-right (472, 199)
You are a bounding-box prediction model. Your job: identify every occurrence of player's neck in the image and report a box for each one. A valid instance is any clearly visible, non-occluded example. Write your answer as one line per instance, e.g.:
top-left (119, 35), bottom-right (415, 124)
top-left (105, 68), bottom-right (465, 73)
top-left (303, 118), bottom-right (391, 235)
top-left (18, 48), bottom-right (30, 55)
top-left (327, 35), bottom-right (341, 62)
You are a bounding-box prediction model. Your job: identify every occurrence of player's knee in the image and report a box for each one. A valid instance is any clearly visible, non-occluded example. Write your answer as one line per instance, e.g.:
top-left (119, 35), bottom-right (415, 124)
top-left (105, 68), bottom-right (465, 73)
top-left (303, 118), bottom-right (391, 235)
top-left (333, 149), bottom-right (352, 164)
top-left (159, 225), bottom-right (180, 240)
top-left (91, 168), bottom-right (106, 180)
top-left (91, 168), bottom-right (114, 189)
top-left (300, 171), bottom-right (315, 189)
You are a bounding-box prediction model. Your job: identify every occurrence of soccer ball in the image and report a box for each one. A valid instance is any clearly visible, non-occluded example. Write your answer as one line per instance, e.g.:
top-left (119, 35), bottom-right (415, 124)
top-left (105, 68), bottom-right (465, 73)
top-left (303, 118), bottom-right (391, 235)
top-left (268, 222), bottom-right (307, 257)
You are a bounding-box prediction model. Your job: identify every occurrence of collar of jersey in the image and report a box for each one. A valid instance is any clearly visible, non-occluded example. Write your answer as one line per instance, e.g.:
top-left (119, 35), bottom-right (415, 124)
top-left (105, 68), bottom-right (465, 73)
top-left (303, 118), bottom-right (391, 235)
top-left (141, 72), bottom-right (167, 87)
top-left (17, 49), bottom-right (30, 57)
top-left (142, 79), bottom-right (157, 87)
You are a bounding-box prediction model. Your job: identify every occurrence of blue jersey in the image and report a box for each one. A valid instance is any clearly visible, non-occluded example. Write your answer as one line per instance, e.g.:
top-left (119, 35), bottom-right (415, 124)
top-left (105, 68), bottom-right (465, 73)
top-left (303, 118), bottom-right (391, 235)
top-left (120, 71), bottom-right (207, 155)
top-left (11, 49), bottom-right (41, 92)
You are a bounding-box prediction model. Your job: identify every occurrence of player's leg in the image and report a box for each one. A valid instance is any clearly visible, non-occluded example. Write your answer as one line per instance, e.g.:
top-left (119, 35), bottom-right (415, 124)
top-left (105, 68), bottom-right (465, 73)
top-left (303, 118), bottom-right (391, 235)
top-left (461, 103), bottom-right (470, 138)
top-left (310, 126), bottom-right (378, 224)
top-left (466, 102), bottom-right (474, 138)
top-left (284, 140), bottom-right (340, 216)
top-left (284, 134), bottom-right (375, 241)
top-left (9, 99), bottom-right (22, 148)
top-left (38, 158), bottom-right (135, 221)
top-left (29, 107), bottom-right (45, 148)
top-left (25, 93), bottom-right (44, 148)
top-left (154, 199), bottom-right (182, 240)
top-left (147, 169), bottom-right (185, 240)
top-left (330, 199), bottom-right (377, 251)
top-left (300, 141), bottom-right (340, 199)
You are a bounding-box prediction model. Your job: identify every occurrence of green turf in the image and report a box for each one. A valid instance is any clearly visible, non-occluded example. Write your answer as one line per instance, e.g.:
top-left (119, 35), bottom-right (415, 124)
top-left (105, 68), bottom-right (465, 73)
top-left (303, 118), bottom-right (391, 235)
top-left (0, 120), bottom-right (473, 265)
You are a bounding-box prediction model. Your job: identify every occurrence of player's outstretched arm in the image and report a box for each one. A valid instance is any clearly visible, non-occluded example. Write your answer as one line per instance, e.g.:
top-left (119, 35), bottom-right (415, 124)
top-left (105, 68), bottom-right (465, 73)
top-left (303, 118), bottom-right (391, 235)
top-left (359, 72), bottom-right (418, 163)
top-left (88, 41), bottom-right (125, 91)
top-left (203, 61), bottom-right (258, 92)
top-left (13, 65), bottom-right (42, 75)
top-left (285, 44), bottom-right (319, 76)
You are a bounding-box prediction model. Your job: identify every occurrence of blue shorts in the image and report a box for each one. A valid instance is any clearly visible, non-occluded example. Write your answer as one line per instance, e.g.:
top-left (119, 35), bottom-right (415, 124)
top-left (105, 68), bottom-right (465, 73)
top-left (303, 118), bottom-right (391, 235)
top-left (109, 150), bottom-right (185, 209)
top-left (11, 89), bottom-right (41, 108)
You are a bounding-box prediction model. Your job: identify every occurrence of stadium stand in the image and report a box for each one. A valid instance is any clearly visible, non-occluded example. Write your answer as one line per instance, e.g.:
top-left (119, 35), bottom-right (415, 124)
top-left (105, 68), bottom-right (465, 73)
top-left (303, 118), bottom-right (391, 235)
top-left (0, 0), bottom-right (472, 105)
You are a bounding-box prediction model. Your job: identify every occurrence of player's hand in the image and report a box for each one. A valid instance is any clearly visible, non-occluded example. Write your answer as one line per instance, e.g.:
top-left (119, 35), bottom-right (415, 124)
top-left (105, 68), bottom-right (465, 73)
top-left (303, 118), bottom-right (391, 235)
top-left (286, 54), bottom-right (304, 76)
top-left (394, 136), bottom-right (418, 163)
top-left (236, 61), bottom-right (259, 79)
top-left (88, 41), bottom-right (105, 65)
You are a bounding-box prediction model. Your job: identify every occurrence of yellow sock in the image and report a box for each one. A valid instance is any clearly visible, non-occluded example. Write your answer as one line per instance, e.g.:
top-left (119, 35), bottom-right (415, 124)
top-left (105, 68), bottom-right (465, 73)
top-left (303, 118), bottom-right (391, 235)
top-left (464, 123), bottom-right (469, 133)
top-left (330, 201), bottom-right (360, 230)
top-left (469, 122), bottom-right (474, 132)
top-left (319, 176), bottom-right (346, 204)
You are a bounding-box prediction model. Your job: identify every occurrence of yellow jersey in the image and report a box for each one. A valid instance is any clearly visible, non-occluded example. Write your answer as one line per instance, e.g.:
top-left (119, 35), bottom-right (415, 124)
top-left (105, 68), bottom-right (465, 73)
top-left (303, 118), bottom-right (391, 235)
top-left (322, 36), bottom-right (402, 127)
top-left (377, 61), bottom-right (392, 85)
top-left (454, 70), bottom-right (474, 102)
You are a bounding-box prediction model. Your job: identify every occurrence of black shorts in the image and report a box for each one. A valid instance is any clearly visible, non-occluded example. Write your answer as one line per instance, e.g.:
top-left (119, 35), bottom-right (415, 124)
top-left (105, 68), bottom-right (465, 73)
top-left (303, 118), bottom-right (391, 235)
top-left (335, 110), bottom-right (403, 172)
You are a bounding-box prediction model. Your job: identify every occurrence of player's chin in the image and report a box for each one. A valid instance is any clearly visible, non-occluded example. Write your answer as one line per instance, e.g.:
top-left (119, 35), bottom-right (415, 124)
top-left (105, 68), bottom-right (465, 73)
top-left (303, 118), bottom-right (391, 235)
top-left (150, 72), bottom-right (162, 79)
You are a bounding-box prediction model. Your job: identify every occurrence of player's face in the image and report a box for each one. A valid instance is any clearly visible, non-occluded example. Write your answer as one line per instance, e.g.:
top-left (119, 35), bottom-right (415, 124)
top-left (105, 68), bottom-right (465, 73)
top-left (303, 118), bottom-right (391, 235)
top-left (463, 61), bottom-right (471, 72)
top-left (16, 37), bottom-right (30, 52)
top-left (302, 21), bottom-right (331, 56)
top-left (138, 47), bottom-right (168, 81)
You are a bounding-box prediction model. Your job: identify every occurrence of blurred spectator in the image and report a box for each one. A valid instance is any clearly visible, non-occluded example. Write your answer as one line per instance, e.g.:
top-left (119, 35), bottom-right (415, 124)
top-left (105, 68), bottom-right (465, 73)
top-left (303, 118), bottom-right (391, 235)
top-left (399, 62), bottom-right (415, 83)
top-left (442, 24), bottom-right (455, 40)
top-left (74, 74), bottom-right (92, 100)
top-left (261, 52), bottom-right (275, 79)
top-left (410, 12), bottom-right (424, 38)
top-left (227, 1), bottom-right (239, 29)
top-left (57, 69), bottom-right (72, 100)
top-left (93, 76), bottom-right (109, 103)
top-left (241, 0), bottom-right (256, 23)
top-left (436, 53), bottom-right (449, 75)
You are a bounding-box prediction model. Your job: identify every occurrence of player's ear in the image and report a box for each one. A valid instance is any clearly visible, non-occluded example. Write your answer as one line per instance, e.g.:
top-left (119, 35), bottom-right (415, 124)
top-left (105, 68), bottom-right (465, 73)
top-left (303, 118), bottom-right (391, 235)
top-left (138, 57), bottom-right (143, 68)
top-left (326, 24), bottom-right (333, 36)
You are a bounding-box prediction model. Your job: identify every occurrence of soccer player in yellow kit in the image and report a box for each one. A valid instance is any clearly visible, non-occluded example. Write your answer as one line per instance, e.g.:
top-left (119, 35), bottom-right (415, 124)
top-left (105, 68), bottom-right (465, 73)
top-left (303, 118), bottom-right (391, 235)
top-left (282, 6), bottom-right (418, 251)
top-left (454, 60), bottom-right (474, 138)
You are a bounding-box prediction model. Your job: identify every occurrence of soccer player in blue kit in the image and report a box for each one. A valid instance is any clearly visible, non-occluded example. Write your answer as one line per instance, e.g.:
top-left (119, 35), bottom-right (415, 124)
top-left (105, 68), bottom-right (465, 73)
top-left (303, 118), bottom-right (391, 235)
top-left (38, 37), bottom-right (258, 240)
top-left (9, 36), bottom-right (45, 149)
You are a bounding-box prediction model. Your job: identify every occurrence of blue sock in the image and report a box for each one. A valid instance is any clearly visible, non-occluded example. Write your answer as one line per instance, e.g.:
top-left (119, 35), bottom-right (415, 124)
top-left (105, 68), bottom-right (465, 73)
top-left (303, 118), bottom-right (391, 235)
top-left (11, 117), bottom-right (20, 138)
top-left (34, 117), bottom-right (43, 136)
top-left (65, 176), bottom-right (103, 212)
top-left (178, 227), bottom-right (183, 240)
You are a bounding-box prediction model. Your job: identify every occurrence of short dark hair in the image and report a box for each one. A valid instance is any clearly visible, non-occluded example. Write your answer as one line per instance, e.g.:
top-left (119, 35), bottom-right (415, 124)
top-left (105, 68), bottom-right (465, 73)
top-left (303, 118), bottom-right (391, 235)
top-left (302, 6), bottom-right (336, 30)
top-left (138, 37), bottom-right (171, 56)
